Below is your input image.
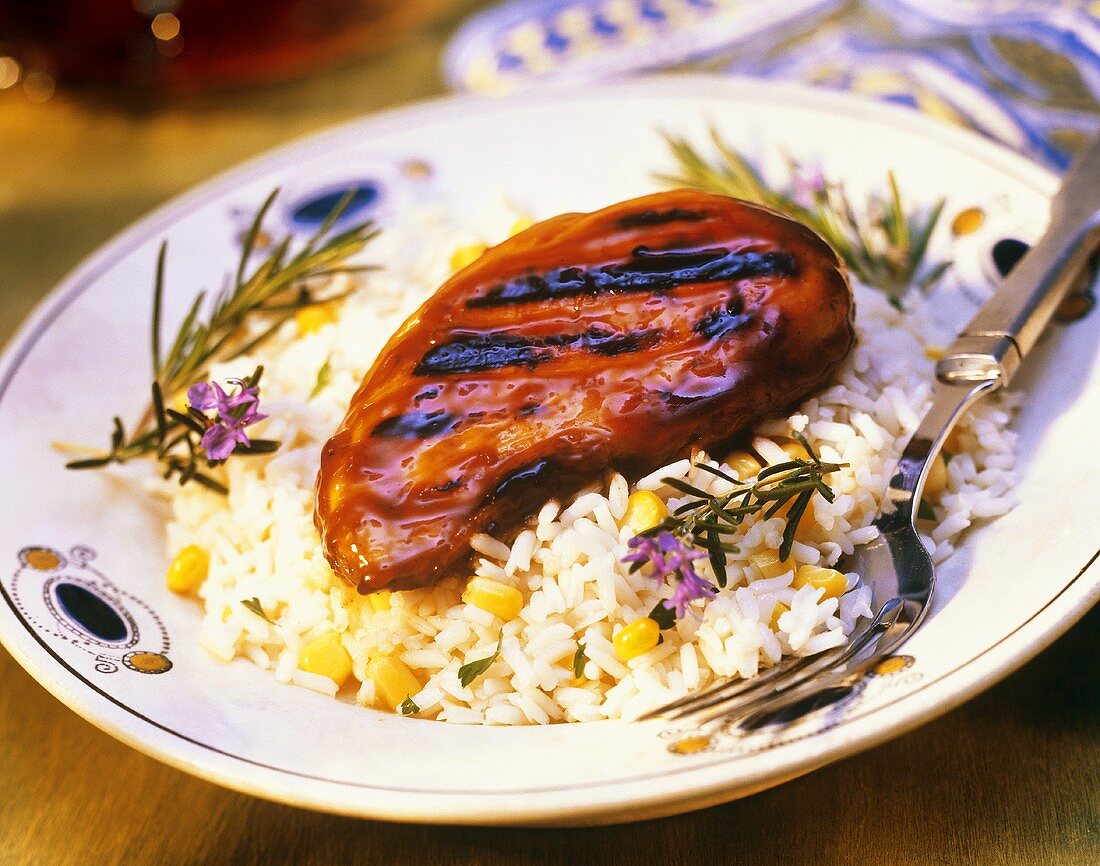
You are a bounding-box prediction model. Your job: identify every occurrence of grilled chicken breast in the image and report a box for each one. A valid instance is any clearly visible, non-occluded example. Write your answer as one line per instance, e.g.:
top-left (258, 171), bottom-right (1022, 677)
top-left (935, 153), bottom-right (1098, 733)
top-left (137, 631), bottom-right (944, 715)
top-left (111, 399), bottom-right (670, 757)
top-left (316, 190), bottom-right (854, 593)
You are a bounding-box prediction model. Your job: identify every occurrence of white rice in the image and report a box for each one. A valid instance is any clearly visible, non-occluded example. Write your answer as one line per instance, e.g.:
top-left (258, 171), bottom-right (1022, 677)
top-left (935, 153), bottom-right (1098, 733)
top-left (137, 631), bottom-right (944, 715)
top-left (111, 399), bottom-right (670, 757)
top-left (162, 200), bottom-right (1018, 724)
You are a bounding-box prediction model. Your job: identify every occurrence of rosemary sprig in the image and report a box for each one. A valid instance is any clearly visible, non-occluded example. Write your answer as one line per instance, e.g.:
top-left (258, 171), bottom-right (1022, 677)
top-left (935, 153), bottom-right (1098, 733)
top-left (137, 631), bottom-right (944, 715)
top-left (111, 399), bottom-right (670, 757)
top-left (150, 188), bottom-right (378, 407)
top-left (658, 128), bottom-right (949, 301)
top-left (634, 435), bottom-right (845, 586)
top-left (65, 189), bottom-right (379, 491)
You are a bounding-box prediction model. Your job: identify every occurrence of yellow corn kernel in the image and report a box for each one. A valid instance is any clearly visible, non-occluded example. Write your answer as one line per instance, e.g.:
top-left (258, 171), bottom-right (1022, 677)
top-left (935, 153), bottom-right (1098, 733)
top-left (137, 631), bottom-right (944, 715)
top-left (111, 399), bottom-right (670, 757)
top-left (463, 577), bottom-right (524, 620)
top-left (614, 617), bottom-right (660, 661)
top-left (294, 304), bottom-right (337, 336)
top-left (924, 451), bottom-right (948, 498)
top-left (449, 242), bottom-right (488, 273)
top-left (924, 345), bottom-right (945, 361)
top-left (951, 206), bottom-right (985, 237)
top-left (725, 450), bottom-right (762, 480)
top-left (368, 590), bottom-right (392, 613)
top-left (367, 656), bottom-right (421, 711)
top-left (509, 215), bottom-right (534, 236)
top-left (166, 545), bottom-right (209, 594)
top-left (944, 426), bottom-right (965, 455)
top-left (670, 735), bottom-right (712, 754)
top-left (779, 439), bottom-right (810, 462)
top-left (769, 602), bottom-right (790, 631)
top-left (298, 631), bottom-right (353, 688)
top-left (623, 490), bottom-right (669, 533)
top-left (750, 549), bottom-right (796, 580)
top-left (793, 565), bottom-right (848, 599)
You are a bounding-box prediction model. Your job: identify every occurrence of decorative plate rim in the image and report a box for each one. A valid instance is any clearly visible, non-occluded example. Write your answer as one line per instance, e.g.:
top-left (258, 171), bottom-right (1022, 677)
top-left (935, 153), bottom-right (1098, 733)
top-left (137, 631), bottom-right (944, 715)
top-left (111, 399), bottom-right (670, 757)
top-left (1, 75), bottom-right (1097, 826)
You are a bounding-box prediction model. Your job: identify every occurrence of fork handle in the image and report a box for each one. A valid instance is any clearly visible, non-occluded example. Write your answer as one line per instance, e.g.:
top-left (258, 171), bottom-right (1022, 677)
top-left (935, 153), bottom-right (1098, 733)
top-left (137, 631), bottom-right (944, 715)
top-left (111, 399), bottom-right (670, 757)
top-left (937, 135), bottom-right (1100, 387)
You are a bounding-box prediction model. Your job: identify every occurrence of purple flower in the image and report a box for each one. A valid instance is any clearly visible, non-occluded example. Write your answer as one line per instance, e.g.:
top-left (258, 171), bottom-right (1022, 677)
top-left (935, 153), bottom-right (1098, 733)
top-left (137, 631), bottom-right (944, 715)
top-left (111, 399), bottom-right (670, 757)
top-left (791, 164), bottom-right (826, 209)
top-left (623, 531), bottom-right (716, 620)
top-left (187, 377), bottom-right (267, 461)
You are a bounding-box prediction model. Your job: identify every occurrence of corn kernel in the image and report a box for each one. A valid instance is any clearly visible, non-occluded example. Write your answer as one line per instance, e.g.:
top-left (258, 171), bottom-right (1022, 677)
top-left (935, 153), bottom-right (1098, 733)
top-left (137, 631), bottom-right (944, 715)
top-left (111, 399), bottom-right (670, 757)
top-left (449, 242), bottom-right (488, 273)
top-left (750, 549), bottom-right (796, 580)
top-left (924, 345), bottom-right (945, 361)
top-left (769, 602), bottom-right (790, 630)
top-left (771, 499), bottom-right (795, 520)
top-left (166, 545), bottom-right (209, 594)
top-left (951, 206), bottom-right (985, 237)
top-left (613, 617), bottom-right (660, 662)
top-left (366, 656), bottom-right (421, 711)
top-left (623, 490), bottom-right (669, 533)
top-left (670, 735), bottom-right (712, 754)
top-left (294, 304), bottom-right (337, 336)
top-left (944, 426), bottom-right (965, 455)
top-left (924, 451), bottom-right (948, 498)
top-left (368, 590), bottom-right (392, 613)
top-left (463, 577), bottom-right (524, 620)
top-left (298, 631), bottom-right (353, 688)
top-left (793, 565), bottom-right (848, 599)
top-left (725, 450), bottom-right (762, 480)
top-left (509, 215), bottom-right (534, 236)
top-left (779, 439), bottom-right (810, 462)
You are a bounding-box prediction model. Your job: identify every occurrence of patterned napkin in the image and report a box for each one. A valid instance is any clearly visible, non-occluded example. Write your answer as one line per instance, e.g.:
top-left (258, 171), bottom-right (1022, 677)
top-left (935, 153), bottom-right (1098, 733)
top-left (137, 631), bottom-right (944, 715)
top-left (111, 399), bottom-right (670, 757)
top-left (444, 0), bottom-right (1100, 168)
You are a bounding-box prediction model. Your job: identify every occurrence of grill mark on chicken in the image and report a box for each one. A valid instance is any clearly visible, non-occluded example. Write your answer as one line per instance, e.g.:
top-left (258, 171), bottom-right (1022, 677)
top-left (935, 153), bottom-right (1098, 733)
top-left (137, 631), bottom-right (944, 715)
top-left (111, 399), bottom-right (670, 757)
top-left (370, 411), bottom-right (458, 440)
top-left (316, 190), bottom-right (855, 593)
top-left (465, 247), bottom-right (795, 308)
top-left (616, 208), bottom-right (709, 228)
top-left (695, 297), bottom-right (755, 340)
top-left (414, 327), bottom-right (661, 376)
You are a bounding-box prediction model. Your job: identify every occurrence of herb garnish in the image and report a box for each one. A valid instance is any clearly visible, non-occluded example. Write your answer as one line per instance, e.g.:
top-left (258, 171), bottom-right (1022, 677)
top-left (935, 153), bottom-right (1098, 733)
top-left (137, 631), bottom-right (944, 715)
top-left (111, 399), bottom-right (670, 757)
top-left (458, 633), bottom-right (503, 687)
top-left (659, 128), bottom-right (949, 301)
top-left (63, 189), bottom-right (378, 492)
top-left (622, 435), bottom-right (844, 623)
top-left (398, 697), bottom-right (420, 716)
top-left (650, 435), bottom-right (843, 575)
top-left (648, 600), bottom-right (677, 630)
top-left (240, 597), bottom-right (273, 623)
top-left (310, 354), bottom-right (333, 400)
top-left (572, 643), bottom-right (587, 679)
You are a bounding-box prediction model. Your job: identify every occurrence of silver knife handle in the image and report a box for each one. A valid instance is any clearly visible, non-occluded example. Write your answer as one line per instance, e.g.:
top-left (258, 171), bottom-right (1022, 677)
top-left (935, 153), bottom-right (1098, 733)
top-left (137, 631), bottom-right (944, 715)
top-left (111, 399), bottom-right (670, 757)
top-left (937, 136), bottom-right (1100, 388)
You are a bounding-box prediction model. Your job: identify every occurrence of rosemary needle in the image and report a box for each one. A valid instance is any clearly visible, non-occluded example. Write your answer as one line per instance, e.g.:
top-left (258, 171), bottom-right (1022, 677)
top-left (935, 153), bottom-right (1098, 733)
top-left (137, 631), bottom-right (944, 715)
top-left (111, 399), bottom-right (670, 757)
top-left (658, 127), bottom-right (949, 302)
top-left (633, 435), bottom-right (846, 586)
top-left (65, 188), bottom-right (379, 492)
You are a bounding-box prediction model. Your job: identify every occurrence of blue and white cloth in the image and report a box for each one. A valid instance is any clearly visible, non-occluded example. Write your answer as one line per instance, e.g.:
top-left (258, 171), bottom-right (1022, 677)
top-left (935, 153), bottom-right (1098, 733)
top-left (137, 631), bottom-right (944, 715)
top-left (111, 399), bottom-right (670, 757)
top-left (444, 0), bottom-right (1100, 169)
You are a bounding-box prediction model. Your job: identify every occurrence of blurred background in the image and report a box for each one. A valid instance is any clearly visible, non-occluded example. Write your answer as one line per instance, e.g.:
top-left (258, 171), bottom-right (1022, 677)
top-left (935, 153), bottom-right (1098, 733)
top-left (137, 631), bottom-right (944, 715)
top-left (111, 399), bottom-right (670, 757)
top-left (1, 0), bottom-right (1098, 342)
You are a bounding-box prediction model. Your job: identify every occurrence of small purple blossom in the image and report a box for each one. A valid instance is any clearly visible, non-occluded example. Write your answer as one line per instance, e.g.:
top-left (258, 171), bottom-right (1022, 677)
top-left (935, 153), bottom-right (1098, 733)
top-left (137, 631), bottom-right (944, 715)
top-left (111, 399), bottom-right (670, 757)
top-left (623, 531), bottom-right (716, 620)
top-left (187, 377), bottom-right (267, 461)
top-left (791, 163), bottom-right (826, 210)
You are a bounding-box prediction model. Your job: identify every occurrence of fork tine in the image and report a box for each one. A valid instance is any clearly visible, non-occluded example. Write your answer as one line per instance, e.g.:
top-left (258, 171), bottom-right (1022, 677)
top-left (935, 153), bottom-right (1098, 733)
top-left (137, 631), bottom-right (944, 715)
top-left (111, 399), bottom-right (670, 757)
top-left (640, 597), bottom-right (902, 723)
top-left (689, 617), bottom-right (888, 725)
top-left (732, 651), bottom-right (883, 730)
top-left (637, 653), bottom-right (814, 721)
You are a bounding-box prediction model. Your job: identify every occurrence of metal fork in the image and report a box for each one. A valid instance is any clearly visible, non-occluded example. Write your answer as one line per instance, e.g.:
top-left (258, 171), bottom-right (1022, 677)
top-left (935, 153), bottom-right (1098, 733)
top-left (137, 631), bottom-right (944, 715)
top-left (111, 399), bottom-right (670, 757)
top-left (641, 134), bottom-right (1100, 729)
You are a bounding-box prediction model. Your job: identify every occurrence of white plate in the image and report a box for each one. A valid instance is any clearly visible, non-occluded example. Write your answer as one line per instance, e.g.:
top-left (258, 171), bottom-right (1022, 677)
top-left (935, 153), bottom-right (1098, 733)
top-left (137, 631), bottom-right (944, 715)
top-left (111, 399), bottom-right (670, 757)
top-left (1, 76), bottom-right (1097, 827)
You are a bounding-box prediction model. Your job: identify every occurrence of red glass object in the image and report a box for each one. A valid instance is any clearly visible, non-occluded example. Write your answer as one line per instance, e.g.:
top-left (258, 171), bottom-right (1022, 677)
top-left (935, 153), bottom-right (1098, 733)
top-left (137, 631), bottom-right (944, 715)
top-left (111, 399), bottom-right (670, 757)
top-left (0, 0), bottom-right (445, 91)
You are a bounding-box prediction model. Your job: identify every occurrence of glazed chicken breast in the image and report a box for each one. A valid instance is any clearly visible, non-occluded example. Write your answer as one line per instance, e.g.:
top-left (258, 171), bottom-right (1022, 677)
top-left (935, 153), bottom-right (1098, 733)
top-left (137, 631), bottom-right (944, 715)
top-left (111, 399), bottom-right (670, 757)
top-left (316, 190), bottom-right (855, 593)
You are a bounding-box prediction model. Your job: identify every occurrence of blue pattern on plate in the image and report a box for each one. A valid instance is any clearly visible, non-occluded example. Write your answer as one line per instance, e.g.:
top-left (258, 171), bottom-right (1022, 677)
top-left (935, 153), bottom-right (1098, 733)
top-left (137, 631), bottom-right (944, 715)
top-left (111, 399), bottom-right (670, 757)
top-left (287, 182), bottom-right (382, 230)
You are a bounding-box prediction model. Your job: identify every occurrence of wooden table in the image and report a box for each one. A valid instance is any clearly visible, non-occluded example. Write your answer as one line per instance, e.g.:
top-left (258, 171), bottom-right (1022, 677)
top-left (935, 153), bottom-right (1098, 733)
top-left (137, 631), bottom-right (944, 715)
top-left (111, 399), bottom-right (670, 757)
top-left (0, 6), bottom-right (1097, 863)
